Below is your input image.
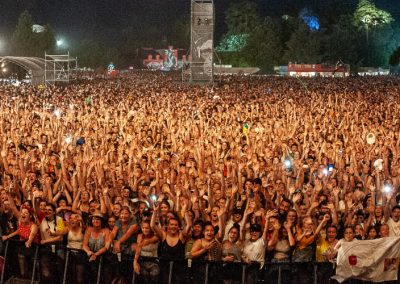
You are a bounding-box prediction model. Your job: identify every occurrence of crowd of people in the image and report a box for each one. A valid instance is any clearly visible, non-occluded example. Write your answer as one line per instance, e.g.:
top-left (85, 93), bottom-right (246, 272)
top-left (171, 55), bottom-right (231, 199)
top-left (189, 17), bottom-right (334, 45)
top-left (0, 73), bottom-right (400, 284)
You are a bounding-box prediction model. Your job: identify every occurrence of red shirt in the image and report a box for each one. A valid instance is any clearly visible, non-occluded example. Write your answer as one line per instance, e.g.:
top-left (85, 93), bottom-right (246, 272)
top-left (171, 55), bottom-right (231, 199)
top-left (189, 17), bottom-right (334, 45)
top-left (18, 222), bottom-right (40, 244)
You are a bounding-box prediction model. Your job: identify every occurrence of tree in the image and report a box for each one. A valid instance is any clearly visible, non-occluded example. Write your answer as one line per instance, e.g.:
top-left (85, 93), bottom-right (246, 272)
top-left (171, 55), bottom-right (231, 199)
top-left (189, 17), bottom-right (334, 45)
top-left (169, 16), bottom-right (190, 48)
top-left (369, 24), bottom-right (400, 67)
top-left (104, 47), bottom-right (122, 68)
top-left (324, 15), bottom-right (363, 67)
top-left (284, 23), bottom-right (324, 64)
top-left (279, 16), bottom-right (301, 50)
top-left (10, 10), bottom-right (55, 57)
top-left (10, 11), bottom-right (35, 56)
top-left (216, 0), bottom-right (262, 68)
top-left (225, 0), bottom-right (262, 35)
top-left (244, 17), bottom-right (283, 72)
top-left (35, 24), bottom-right (55, 56)
top-left (354, 0), bottom-right (393, 28)
top-left (353, 0), bottom-right (394, 65)
top-left (389, 46), bottom-right (400, 66)
top-left (74, 39), bottom-right (105, 68)
top-left (216, 34), bottom-right (249, 52)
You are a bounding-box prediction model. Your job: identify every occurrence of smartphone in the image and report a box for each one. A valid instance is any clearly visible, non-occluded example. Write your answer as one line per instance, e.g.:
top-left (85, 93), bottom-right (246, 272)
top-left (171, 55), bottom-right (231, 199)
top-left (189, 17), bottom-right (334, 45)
top-left (151, 194), bottom-right (158, 206)
top-left (328, 164), bottom-right (334, 172)
top-left (284, 160), bottom-right (292, 170)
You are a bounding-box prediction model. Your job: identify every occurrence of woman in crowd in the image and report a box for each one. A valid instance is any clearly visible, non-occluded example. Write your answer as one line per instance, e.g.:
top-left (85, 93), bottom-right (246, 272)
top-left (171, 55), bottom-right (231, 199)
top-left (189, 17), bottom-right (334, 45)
top-left (270, 221), bottom-right (295, 262)
top-left (151, 204), bottom-right (191, 284)
top-left (1, 207), bottom-right (40, 278)
top-left (72, 190), bottom-right (91, 225)
top-left (157, 200), bottom-right (173, 231)
top-left (110, 206), bottom-right (139, 280)
top-left (190, 221), bottom-right (223, 284)
top-left (293, 214), bottom-right (330, 284)
top-left (316, 225), bottom-right (339, 284)
top-left (267, 220), bottom-right (295, 284)
top-left (334, 226), bottom-right (356, 256)
top-left (293, 215), bottom-right (329, 262)
top-left (110, 202), bottom-right (122, 220)
top-left (379, 224), bottom-right (390, 237)
top-left (51, 213), bottom-right (85, 284)
top-left (133, 220), bottom-right (160, 283)
top-left (82, 211), bottom-right (112, 284)
top-left (221, 224), bottom-right (242, 284)
top-left (365, 225), bottom-right (378, 240)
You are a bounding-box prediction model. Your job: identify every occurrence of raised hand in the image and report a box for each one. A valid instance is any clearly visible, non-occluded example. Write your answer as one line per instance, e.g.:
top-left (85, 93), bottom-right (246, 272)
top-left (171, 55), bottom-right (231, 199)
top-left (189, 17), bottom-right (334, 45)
top-left (323, 214), bottom-right (331, 222)
top-left (293, 193), bottom-right (302, 204)
top-left (283, 221), bottom-right (292, 231)
top-left (266, 209), bottom-right (278, 219)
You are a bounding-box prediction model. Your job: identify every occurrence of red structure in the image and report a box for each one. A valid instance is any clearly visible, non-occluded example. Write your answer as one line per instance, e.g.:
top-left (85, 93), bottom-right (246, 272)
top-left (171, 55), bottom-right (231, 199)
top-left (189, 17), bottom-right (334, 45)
top-left (288, 63), bottom-right (350, 77)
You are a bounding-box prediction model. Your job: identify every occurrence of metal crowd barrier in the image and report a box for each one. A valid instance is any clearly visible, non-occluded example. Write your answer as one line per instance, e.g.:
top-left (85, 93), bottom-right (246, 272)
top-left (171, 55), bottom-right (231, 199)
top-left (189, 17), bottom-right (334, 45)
top-left (1, 240), bottom-right (40, 284)
top-left (0, 239), bottom-right (381, 284)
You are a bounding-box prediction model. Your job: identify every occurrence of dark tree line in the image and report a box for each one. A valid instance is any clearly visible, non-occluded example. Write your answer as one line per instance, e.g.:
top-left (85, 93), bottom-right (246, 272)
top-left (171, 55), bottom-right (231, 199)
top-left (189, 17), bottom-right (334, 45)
top-left (217, 0), bottom-right (400, 72)
top-left (3, 0), bottom-right (400, 71)
top-left (9, 10), bottom-right (55, 57)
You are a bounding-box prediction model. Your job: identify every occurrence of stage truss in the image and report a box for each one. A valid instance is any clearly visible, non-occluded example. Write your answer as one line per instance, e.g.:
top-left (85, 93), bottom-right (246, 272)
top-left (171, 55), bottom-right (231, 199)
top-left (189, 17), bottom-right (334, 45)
top-left (45, 52), bottom-right (77, 85)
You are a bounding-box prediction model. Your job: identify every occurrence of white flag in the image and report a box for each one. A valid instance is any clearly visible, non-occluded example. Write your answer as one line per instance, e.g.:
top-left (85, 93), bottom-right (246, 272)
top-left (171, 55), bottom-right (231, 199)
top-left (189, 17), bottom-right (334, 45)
top-left (333, 237), bottom-right (400, 283)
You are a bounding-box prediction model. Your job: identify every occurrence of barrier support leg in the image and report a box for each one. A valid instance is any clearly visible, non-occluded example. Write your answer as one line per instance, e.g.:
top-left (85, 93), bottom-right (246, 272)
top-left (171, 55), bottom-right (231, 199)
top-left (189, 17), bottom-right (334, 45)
top-left (205, 263), bottom-right (209, 284)
top-left (241, 264), bottom-right (246, 284)
top-left (0, 241), bottom-right (9, 284)
top-left (96, 256), bottom-right (103, 284)
top-left (314, 263), bottom-right (318, 284)
top-left (131, 269), bottom-right (136, 284)
top-left (62, 250), bottom-right (70, 284)
top-left (168, 261), bottom-right (173, 284)
top-left (278, 265), bottom-right (282, 284)
top-left (31, 246), bottom-right (39, 284)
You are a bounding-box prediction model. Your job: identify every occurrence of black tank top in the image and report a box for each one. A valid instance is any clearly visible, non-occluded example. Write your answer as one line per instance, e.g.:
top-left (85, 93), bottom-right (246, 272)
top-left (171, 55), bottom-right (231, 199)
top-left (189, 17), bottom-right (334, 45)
top-left (158, 235), bottom-right (185, 261)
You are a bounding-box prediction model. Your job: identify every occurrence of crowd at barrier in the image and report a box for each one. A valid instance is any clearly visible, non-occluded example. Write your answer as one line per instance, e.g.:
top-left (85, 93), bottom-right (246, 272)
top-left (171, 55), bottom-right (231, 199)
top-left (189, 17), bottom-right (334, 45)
top-left (0, 238), bottom-right (341, 284)
top-left (0, 73), bottom-right (400, 284)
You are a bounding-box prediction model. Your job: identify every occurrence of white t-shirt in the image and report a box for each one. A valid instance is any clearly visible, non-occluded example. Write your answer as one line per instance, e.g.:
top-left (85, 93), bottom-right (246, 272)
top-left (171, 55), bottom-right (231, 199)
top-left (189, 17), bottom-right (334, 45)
top-left (387, 218), bottom-right (400, 237)
top-left (243, 237), bottom-right (265, 264)
top-left (40, 216), bottom-right (64, 241)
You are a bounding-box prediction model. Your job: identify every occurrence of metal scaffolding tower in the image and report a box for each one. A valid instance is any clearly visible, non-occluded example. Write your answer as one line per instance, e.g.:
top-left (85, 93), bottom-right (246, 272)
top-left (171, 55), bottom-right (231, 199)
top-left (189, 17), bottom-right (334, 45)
top-left (44, 52), bottom-right (77, 85)
top-left (189, 0), bottom-right (214, 84)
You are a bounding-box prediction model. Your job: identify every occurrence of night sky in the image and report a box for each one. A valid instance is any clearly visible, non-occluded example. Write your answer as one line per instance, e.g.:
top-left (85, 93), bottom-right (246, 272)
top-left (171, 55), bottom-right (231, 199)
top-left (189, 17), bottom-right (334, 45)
top-left (0, 0), bottom-right (399, 48)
